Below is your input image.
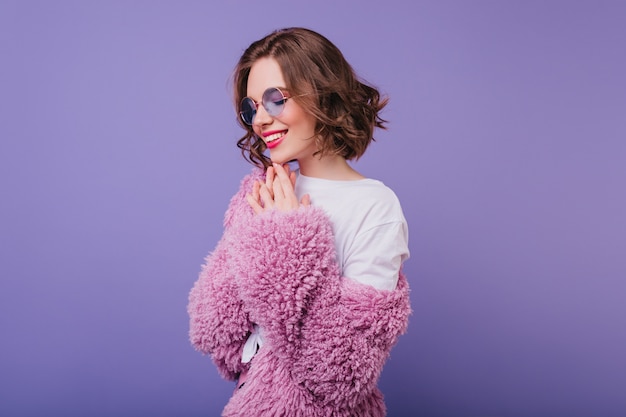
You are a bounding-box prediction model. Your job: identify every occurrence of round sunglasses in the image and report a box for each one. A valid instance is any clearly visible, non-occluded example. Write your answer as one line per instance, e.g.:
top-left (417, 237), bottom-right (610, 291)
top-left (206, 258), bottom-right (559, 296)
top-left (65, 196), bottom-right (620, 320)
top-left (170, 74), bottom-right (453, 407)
top-left (239, 87), bottom-right (296, 126)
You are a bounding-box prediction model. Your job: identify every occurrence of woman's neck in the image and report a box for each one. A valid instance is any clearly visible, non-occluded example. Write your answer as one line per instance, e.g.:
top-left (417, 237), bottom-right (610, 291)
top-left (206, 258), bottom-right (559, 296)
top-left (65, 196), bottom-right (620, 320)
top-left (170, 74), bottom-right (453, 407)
top-left (297, 154), bottom-right (365, 180)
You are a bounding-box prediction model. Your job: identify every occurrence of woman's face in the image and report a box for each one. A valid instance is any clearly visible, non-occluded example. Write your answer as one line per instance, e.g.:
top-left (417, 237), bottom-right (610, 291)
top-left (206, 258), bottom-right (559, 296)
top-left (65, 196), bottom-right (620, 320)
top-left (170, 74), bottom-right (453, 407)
top-left (246, 57), bottom-right (318, 165)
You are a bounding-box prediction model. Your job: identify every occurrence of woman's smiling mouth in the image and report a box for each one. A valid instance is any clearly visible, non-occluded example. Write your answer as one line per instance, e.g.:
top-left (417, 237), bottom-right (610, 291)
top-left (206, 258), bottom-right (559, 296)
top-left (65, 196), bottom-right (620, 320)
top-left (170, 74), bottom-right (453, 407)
top-left (264, 130), bottom-right (287, 149)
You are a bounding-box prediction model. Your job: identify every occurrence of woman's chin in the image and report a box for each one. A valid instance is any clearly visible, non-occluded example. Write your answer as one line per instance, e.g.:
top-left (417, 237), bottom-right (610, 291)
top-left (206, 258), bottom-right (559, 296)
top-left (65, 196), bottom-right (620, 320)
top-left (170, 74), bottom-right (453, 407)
top-left (269, 154), bottom-right (287, 165)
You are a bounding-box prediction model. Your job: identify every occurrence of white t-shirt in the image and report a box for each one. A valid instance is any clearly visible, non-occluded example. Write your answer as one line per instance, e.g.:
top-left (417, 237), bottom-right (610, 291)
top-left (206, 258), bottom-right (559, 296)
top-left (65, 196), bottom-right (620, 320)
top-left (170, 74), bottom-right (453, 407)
top-left (241, 171), bottom-right (410, 363)
top-left (295, 172), bottom-right (410, 291)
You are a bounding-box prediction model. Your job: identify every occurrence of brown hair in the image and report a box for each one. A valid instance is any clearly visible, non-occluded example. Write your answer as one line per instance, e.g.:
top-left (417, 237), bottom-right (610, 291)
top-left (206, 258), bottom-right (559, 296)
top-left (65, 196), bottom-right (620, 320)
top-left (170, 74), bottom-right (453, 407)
top-left (233, 27), bottom-right (388, 169)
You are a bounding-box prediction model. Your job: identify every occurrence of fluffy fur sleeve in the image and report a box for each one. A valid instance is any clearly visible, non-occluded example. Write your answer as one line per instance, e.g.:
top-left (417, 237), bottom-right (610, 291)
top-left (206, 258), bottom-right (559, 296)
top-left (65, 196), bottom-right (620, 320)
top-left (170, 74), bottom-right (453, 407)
top-left (228, 204), bottom-right (411, 409)
top-left (187, 171), bottom-right (263, 380)
top-left (187, 240), bottom-right (250, 380)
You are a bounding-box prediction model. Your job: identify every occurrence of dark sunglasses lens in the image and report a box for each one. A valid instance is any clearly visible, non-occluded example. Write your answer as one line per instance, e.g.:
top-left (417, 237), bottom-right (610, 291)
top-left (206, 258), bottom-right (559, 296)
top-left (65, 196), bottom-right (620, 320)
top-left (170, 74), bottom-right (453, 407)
top-left (240, 98), bottom-right (256, 125)
top-left (263, 87), bottom-right (287, 117)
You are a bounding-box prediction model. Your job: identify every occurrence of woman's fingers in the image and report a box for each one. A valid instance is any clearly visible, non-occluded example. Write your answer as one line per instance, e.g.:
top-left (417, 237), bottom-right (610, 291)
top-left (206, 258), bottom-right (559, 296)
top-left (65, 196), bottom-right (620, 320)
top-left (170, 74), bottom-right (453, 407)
top-left (273, 162), bottom-right (289, 180)
top-left (249, 164), bottom-right (309, 214)
top-left (283, 163), bottom-right (297, 188)
top-left (289, 170), bottom-right (297, 189)
top-left (252, 179), bottom-right (260, 201)
top-left (258, 181), bottom-right (274, 209)
top-left (273, 163), bottom-right (295, 194)
top-left (272, 171), bottom-right (285, 200)
top-left (246, 192), bottom-right (262, 214)
top-left (246, 181), bottom-right (263, 214)
top-left (272, 163), bottom-right (300, 210)
top-left (265, 166), bottom-right (275, 199)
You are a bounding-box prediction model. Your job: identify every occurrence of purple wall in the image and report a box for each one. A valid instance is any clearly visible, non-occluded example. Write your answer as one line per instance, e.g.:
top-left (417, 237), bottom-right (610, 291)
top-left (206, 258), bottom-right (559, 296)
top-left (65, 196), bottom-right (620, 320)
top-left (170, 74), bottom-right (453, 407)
top-left (1, 1), bottom-right (625, 416)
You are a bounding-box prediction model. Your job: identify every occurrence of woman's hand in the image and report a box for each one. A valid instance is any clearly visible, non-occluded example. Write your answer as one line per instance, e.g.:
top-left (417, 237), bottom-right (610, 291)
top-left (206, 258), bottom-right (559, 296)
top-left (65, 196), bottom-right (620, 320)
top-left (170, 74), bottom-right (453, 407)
top-left (246, 163), bottom-right (311, 214)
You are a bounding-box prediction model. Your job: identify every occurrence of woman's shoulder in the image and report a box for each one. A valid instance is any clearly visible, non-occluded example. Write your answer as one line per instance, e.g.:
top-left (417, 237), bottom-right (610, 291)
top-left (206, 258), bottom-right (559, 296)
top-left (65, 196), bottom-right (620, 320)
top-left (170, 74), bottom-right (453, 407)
top-left (238, 168), bottom-right (265, 192)
top-left (347, 178), bottom-right (404, 212)
top-left (223, 168), bottom-right (265, 228)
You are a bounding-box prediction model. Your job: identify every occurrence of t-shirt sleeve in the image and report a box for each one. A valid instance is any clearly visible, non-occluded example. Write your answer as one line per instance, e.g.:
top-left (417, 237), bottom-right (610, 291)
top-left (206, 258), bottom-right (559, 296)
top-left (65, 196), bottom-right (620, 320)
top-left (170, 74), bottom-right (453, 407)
top-left (342, 220), bottom-right (410, 291)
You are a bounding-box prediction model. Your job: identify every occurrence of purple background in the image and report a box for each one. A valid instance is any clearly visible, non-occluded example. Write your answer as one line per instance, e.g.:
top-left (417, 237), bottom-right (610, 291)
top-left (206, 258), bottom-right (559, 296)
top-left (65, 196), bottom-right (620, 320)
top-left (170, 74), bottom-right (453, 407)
top-left (1, 1), bottom-right (625, 416)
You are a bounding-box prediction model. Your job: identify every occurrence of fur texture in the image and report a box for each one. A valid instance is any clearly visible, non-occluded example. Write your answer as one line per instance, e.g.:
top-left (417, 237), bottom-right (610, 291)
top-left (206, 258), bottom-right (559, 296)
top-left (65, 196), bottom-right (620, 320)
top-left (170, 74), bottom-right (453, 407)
top-left (188, 170), bottom-right (411, 416)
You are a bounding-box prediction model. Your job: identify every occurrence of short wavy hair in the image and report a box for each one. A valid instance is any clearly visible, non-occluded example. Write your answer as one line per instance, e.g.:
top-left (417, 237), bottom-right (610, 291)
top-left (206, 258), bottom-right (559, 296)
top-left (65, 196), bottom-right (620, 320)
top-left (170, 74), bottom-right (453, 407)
top-left (233, 27), bottom-right (388, 169)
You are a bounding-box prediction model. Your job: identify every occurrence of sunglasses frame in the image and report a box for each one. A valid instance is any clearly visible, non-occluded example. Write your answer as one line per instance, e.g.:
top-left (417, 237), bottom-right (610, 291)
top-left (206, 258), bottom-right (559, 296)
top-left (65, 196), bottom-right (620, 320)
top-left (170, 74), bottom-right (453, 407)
top-left (239, 87), bottom-right (295, 126)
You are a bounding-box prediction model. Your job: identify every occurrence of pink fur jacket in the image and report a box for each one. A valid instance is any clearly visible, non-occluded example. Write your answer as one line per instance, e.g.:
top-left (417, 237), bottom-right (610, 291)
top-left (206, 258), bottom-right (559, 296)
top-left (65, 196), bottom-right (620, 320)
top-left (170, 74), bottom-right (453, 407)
top-left (188, 170), bottom-right (411, 416)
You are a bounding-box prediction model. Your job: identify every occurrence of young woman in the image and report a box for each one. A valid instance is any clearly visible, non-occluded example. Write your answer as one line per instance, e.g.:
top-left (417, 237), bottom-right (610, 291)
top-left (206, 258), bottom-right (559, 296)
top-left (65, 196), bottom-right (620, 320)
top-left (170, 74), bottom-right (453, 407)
top-left (188, 27), bottom-right (411, 416)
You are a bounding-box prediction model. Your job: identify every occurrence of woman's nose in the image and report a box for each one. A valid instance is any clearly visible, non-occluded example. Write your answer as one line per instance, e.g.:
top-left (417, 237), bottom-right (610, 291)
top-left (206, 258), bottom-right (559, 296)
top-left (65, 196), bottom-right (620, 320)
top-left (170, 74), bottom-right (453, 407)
top-left (253, 104), bottom-right (273, 127)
